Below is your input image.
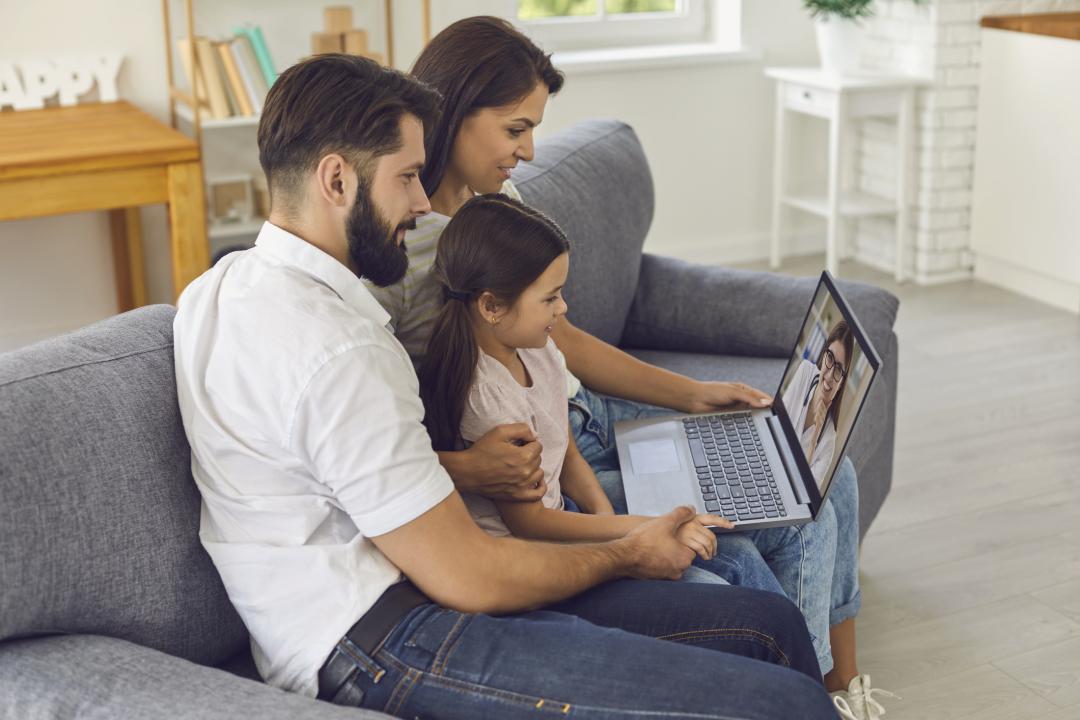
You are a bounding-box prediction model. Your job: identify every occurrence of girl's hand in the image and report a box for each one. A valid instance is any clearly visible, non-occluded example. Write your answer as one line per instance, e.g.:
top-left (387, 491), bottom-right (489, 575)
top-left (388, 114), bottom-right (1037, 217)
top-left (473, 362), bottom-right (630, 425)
top-left (681, 381), bottom-right (773, 415)
top-left (674, 514), bottom-right (732, 561)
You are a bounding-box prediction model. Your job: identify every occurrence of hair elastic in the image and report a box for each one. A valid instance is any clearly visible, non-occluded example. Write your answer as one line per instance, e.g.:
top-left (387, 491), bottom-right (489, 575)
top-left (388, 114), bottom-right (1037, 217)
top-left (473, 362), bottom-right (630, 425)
top-left (444, 288), bottom-right (470, 302)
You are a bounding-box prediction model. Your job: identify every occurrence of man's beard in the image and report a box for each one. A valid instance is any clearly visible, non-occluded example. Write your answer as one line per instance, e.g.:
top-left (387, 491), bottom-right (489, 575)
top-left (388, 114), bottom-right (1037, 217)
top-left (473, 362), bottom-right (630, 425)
top-left (345, 179), bottom-right (415, 287)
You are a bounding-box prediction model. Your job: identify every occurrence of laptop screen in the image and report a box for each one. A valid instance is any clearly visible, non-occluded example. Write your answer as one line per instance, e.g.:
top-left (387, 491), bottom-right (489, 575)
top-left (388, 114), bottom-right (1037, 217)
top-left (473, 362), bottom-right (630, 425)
top-left (775, 274), bottom-right (880, 499)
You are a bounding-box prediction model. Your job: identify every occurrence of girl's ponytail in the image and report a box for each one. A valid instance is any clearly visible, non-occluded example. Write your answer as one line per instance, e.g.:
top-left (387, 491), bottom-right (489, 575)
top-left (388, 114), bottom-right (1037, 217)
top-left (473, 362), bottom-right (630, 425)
top-left (418, 194), bottom-right (569, 452)
top-left (419, 288), bottom-right (478, 452)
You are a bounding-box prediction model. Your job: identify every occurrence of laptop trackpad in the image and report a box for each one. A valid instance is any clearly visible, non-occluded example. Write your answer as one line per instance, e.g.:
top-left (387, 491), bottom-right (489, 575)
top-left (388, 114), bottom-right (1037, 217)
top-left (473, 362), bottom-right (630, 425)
top-left (628, 439), bottom-right (682, 475)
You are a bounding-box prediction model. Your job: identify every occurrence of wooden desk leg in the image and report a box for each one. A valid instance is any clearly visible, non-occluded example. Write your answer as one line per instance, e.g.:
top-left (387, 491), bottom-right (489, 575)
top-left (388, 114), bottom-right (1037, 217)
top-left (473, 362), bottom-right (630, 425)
top-left (109, 207), bottom-right (147, 312)
top-left (167, 160), bottom-right (210, 302)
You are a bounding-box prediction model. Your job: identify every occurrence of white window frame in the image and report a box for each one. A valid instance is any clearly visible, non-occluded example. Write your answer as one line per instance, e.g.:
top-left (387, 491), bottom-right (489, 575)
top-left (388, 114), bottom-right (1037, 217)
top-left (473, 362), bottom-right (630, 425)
top-left (511, 0), bottom-right (711, 52)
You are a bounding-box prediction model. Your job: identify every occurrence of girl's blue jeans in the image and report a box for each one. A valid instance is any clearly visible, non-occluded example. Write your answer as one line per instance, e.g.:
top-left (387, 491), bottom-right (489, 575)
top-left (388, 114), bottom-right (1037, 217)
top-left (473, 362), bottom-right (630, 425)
top-left (568, 385), bottom-right (862, 675)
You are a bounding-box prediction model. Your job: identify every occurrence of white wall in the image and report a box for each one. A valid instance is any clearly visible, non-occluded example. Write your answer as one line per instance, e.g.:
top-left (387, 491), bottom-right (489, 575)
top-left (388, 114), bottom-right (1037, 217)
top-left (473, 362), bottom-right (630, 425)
top-left (0, 0), bottom-right (825, 352)
top-left (854, 0), bottom-right (1080, 284)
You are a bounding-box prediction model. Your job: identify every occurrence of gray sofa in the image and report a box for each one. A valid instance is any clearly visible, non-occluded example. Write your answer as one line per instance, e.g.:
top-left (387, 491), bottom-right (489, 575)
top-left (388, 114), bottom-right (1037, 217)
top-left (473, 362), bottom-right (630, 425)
top-left (0, 119), bottom-right (898, 718)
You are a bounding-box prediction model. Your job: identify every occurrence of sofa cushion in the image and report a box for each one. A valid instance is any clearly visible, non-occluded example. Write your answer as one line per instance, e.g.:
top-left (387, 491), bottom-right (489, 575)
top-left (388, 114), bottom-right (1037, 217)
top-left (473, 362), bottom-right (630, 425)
top-left (0, 305), bottom-right (247, 666)
top-left (515, 119), bottom-right (654, 346)
top-left (0, 634), bottom-right (387, 720)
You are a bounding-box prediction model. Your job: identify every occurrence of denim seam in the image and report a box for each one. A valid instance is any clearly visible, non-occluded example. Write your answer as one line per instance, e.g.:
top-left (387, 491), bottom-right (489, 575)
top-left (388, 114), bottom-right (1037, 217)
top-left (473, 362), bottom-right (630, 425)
top-left (430, 613), bottom-right (471, 677)
top-left (378, 645), bottom-right (760, 719)
top-left (380, 649), bottom-right (569, 713)
top-left (655, 628), bottom-right (791, 668)
top-left (384, 666), bottom-right (422, 716)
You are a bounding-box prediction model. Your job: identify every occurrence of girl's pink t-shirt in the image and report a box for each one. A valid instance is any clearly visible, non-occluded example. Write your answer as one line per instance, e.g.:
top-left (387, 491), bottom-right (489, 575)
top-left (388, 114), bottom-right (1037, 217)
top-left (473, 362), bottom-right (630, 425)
top-left (459, 338), bottom-right (570, 536)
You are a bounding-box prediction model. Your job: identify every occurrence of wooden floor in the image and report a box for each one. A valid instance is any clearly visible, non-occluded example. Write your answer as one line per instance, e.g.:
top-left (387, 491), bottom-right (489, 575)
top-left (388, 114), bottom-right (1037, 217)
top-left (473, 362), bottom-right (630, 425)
top-left (735, 255), bottom-right (1080, 719)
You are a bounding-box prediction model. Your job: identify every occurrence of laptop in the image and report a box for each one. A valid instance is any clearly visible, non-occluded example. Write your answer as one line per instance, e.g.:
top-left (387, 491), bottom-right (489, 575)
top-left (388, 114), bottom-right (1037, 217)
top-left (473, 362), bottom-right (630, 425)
top-left (614, 271), bottom-right (881, 530)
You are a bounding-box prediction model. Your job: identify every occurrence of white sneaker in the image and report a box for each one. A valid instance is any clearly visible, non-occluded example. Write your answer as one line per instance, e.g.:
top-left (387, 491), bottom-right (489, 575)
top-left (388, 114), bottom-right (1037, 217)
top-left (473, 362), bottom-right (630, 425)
top-left (830, 674), bottom-right (899, 720)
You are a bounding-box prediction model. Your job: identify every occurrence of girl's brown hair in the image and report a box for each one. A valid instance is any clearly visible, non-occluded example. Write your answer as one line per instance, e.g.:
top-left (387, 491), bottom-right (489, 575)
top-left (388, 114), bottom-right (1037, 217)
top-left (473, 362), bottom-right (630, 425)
top-left (411, 16), bottom-right (564, 196)
top-left (419, 194), bottom-right (570, 451)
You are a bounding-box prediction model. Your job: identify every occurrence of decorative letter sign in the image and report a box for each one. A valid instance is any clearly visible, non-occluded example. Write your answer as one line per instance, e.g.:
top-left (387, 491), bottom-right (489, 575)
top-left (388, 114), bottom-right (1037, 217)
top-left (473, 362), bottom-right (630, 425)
top-left (0, 54), bottom-right (124, 111)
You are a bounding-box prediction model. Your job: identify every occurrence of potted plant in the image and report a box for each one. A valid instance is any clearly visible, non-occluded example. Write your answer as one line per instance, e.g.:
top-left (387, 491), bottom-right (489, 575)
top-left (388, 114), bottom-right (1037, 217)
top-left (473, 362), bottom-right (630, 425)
top-left (805, 0), bottom-right (925, 76)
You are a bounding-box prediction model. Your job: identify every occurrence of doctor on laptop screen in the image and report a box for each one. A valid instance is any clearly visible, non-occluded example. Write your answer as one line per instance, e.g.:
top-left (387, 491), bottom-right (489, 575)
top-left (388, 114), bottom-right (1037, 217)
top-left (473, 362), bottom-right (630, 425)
top-left (779, 284), bottom-right (874, 494)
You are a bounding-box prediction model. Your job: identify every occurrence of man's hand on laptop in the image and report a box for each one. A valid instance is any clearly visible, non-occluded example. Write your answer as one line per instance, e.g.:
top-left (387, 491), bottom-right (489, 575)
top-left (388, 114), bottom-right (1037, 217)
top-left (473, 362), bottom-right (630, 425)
top-left (620, 507), bottom-right (717, 580)
top-left (675, 513), bottom-right (732, 560)
top-left (679, 381), bottom-right (773, 415)
top-left (452, 423), bottom-right (546, 502)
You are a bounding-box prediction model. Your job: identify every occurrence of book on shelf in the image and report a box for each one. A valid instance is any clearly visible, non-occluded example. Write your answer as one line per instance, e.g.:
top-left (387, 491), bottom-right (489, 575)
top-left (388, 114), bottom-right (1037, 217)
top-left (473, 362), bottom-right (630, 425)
top-left (234, 25), bottom-right (277, 87)
top-left (231, 35), bottom-right (268, 114)
top-left (174, 25), bottom-right (276, 122)
top-left (215, 39), bottom-right (254, 117)
top-left (194, 37), bottom-right (231, 120)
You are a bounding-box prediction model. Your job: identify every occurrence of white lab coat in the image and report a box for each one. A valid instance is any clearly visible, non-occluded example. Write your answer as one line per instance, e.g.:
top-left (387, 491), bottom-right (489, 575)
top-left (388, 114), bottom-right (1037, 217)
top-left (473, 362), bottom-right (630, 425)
top-left (780, 358), bottom-right (837, 486)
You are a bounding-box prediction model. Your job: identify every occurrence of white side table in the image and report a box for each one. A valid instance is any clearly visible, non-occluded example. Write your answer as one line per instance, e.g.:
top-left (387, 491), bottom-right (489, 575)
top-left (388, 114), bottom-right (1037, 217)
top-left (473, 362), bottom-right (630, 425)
top-left (766, 68), bottom-right (922, 282)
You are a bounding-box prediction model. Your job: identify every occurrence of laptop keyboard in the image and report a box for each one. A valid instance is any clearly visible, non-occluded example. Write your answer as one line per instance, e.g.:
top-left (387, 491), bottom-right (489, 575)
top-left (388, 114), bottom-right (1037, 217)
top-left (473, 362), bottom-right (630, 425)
top-left (683, 413), bottom-right (786, 522)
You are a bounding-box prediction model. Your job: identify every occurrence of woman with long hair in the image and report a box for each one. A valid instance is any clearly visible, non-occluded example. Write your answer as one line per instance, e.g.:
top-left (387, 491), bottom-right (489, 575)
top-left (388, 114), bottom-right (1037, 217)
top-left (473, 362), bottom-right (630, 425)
top-left (365, 16), bottom-right (891, 719)
top-left (782, 320), bottom-right (855, 485)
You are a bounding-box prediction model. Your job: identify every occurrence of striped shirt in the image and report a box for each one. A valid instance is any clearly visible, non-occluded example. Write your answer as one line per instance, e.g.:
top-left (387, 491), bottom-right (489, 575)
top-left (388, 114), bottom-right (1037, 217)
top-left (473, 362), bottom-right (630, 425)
top-left (365, 180), bottom-right (582, 398)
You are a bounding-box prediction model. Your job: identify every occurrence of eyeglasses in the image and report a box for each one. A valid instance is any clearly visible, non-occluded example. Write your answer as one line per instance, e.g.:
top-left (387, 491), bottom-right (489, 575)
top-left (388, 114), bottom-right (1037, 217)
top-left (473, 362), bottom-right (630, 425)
top-left (822, 348), bottom-right (847, 383)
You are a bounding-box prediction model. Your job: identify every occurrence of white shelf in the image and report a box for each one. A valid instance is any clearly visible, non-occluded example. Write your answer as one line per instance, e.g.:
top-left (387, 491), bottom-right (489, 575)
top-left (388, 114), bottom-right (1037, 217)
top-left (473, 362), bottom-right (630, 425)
top-left (177, 103), bottom-right (260, 130)
top-left (209, 219), bottom-right (264, 239)
top-left (782, 191), bottom-right (897, 218)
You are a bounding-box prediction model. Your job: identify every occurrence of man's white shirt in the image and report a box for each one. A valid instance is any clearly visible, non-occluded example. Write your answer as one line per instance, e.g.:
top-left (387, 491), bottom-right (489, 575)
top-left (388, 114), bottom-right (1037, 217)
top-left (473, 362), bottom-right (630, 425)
top-left (173, 222), bottom-right (454, 697)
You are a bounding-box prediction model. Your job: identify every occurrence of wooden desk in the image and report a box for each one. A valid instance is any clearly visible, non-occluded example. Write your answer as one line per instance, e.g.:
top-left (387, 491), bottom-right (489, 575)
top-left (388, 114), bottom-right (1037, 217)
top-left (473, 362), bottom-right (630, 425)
top-left (0, 101), bottom-right (209, 310)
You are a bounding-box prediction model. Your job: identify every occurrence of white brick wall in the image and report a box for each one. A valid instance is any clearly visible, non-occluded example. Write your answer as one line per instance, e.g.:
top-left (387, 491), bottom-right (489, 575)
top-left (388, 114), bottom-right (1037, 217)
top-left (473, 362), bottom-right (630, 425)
top-left (851, 0), bottom-right (1080, 283)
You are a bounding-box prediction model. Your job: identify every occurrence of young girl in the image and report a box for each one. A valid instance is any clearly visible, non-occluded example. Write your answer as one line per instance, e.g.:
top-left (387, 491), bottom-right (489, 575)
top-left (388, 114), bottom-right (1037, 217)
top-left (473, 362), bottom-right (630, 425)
top-left (419, 194), bottom-right (729, 554)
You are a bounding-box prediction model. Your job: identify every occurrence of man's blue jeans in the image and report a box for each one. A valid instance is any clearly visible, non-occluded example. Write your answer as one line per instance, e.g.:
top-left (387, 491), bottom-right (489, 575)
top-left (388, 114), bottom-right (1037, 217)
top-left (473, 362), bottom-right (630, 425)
top-left (321, 580), bottom-right (837, 719)
top-left (568, 386), bottom-right (862, 675)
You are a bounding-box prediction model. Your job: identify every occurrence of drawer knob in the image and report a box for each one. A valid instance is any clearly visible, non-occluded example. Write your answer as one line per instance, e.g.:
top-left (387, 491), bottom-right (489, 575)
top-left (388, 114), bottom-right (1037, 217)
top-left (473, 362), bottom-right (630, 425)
top-left (803, 91), bottom-right (811, 99)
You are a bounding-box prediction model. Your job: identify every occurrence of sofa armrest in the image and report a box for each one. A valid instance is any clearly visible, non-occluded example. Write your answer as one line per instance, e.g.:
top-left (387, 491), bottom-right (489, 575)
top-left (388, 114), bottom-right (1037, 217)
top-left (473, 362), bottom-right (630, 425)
top-left (621, 254), bottom-right (900, 361)
top-left (0, 634), bottom-right (392, 720)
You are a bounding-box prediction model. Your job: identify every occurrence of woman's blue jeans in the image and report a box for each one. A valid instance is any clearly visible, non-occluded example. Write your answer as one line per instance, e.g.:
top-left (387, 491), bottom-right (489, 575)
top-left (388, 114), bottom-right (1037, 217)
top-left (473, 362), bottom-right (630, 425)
top-left (568, 386), bottom-right (862, 675)
top-left (320, 580), bottom-right (837, 719)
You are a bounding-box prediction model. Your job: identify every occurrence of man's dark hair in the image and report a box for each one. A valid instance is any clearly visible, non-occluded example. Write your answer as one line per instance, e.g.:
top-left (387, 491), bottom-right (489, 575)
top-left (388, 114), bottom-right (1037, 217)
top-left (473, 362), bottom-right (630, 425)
top-left (258, 53), bottom-right (441, 215)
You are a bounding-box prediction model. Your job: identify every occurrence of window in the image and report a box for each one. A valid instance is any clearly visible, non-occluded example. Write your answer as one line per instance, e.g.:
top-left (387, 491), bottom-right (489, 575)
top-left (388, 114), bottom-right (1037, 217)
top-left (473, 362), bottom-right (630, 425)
top-left (514, 0), bottom-right (712, 51)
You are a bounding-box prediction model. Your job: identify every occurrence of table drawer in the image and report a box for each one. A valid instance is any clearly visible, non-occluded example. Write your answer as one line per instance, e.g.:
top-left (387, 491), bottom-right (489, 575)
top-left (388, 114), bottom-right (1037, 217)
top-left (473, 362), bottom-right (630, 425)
top-left (784, 83), bottom-right (834, 117)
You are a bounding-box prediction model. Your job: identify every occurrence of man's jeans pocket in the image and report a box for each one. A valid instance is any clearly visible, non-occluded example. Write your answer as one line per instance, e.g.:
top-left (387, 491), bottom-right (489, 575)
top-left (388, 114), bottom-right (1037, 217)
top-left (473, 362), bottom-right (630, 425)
top-left (401, 606), bottom-right (473, 677)
top-left (325, 637), bottom-right (388, 706)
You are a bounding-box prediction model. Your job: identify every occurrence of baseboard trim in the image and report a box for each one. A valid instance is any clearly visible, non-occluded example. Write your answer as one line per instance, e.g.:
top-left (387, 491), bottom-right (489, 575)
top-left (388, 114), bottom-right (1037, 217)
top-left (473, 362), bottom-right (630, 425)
top-left (975, 254), bottom-right (1080, 313)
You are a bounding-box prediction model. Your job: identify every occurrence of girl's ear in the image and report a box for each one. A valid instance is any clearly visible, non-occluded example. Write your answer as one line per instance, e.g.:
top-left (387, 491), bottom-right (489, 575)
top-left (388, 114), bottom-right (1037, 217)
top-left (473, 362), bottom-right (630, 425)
top-left (478, 291), bottom-right (504, 325)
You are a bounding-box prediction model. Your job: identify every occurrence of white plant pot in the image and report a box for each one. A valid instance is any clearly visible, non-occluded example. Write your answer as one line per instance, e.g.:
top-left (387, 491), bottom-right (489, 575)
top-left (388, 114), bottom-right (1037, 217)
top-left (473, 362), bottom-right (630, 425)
top-left (815, 17), bottom-right (864, 76)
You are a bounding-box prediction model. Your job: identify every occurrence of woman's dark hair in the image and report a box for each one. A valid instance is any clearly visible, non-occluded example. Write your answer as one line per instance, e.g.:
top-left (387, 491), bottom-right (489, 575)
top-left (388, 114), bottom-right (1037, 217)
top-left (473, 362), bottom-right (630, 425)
top-left (411, 16), bottom-right (564, 196)
top-left (258, 53), bottom-right (441, 214)
top-left (419, 194), bottom-right (570, 452)
top-left (816, 320), bottom-right (855, 426)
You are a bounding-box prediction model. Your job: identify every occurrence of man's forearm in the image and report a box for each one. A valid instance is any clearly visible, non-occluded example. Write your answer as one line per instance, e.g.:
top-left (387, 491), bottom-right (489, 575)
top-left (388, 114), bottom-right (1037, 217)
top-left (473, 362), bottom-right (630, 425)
top-left (552, 321), bottom-right (694, 410)
top-left (436, 449), bottom-right (471, 488)
top-left (374, 493), bottom-right (637, 616)
top-left (475, 534), bottom-right (634, 613)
